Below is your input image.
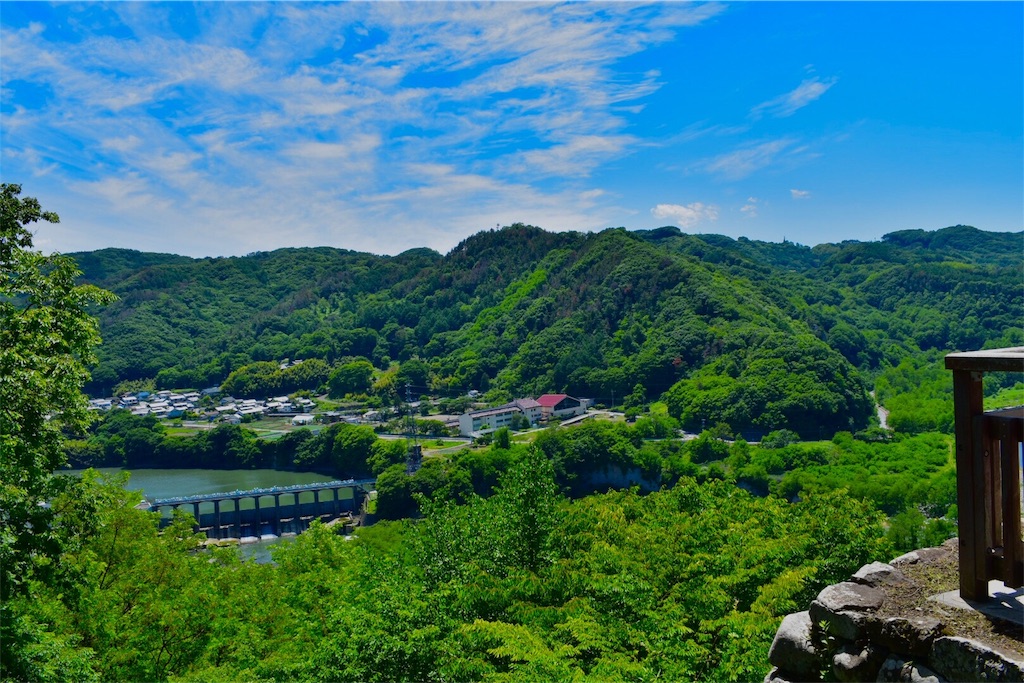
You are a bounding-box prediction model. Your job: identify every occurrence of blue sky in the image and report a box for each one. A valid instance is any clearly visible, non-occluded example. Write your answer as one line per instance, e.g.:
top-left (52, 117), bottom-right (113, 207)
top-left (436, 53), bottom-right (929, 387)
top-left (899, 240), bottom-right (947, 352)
top-left (2, 2), bottom-right (1021, 257)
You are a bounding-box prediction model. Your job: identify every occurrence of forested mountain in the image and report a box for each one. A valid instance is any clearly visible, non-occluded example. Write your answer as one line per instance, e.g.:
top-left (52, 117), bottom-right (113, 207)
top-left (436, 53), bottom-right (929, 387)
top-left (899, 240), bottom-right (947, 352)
top-left (75, 224), bottom-right (1021, 438)
top-left (8, 176), bottom-right (1021, 682)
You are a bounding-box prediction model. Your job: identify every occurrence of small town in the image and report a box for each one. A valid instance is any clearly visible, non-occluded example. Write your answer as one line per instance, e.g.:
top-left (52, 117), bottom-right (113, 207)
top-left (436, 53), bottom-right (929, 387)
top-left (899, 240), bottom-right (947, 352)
top-left (89, 382), bottom-right (595, 438)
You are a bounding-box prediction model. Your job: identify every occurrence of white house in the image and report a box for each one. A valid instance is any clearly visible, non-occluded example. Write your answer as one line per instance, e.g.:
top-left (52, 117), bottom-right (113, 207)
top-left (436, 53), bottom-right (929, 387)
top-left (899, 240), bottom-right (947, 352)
top-left (291, 414), bottom-right (316, 426)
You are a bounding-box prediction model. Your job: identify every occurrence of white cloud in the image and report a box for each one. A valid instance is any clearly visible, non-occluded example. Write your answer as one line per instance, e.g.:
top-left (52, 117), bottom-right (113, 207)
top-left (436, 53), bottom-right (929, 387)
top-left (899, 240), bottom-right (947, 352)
top-left (284, 135), bottom-right (382, 161)
top-left (740, 197), bottom-right (758, 217)
top-left (704, 138), bottom-right (797, 180)
top-left (505, 134), bottom-right (638, 178)
top-left (1, 2), bottom-right (726, 256)
top-left (651, 202), bottom-right (719, 228)
top-left (751, 76), bottom-right (837, 119)
top-left (791, 189), bottom-right (811, 200)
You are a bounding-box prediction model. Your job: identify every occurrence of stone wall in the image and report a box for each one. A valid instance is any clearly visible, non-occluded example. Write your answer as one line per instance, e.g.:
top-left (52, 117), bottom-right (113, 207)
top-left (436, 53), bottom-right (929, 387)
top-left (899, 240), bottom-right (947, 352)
top-left (765, 540), bottom-right (1024, 682)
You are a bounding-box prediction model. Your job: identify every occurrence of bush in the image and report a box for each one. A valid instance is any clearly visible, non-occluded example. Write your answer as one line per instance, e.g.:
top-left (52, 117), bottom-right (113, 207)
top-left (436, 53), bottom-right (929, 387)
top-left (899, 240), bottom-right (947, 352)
top-left (760, 429), bottom-right (799, 449)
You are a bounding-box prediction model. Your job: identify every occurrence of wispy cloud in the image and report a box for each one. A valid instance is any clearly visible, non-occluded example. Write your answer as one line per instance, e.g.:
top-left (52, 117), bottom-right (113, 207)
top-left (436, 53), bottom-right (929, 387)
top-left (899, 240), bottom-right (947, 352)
top-left (790, 189), bottom-right (811, 200)
top-left (740, 197), bottom-right (759, 218)
top-left (651, 202), bottom-right (719, 228)
top-left (703, 138), bottom-right (799, 180)
top-left (751, 76), bottom-right (837, 119)
top-left (1, 2), bottom-right (726, 256)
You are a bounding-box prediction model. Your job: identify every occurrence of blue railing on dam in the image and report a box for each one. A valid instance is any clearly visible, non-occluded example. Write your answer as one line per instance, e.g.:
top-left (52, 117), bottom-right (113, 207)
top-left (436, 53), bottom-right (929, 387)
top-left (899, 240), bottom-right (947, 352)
top-left (149, 478), bottom-right (376, 506)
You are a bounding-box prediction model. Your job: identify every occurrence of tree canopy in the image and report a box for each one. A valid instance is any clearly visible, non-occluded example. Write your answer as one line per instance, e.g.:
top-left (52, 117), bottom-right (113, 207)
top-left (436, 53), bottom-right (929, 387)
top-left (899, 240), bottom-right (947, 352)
top-left (0, 184), bottom-right (116, 603)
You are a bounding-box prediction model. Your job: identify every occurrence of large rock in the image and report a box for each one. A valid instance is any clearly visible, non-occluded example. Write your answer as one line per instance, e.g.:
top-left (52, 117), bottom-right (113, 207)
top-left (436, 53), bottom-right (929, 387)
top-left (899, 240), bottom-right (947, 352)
top-left (768, 610), bottom-right (820, 679)
top-left (810, 582), bottom-right (884, 640)
top-left (929, 636), bottom-right (1024, 681)
top-left (890, 547), bottom-right (949, 568)
top-left (877, 655), bottom-right (944, 682)
top-left (876, 616), bottom-right (945, 657)
top-left (852, 562), bottom-right (908, 588)
top-left (817, 582), bottom-right (886, 612)
top-left (809, 602), bottom-right (870, 641)
top-left (831, 641), bottom-right (887, 682)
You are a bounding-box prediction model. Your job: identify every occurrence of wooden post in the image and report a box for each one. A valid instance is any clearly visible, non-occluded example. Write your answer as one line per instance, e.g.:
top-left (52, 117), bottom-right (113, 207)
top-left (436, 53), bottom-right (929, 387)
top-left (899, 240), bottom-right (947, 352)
top-left (952, 369), bottom-right (986, 601)
top-left (997, 413), bottom-right (1023, 588)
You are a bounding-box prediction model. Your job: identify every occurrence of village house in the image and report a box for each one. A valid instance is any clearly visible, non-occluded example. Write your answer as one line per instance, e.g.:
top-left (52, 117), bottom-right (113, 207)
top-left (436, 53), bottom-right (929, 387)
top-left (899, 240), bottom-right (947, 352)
top-left (512, 397), bottom-right (543, 423)
top-left (536, 394), bottom-right (586, 420)
top-left (93, 364), bottom-right (316, 422)
top-left (88, 395), bottom-right (112, 411)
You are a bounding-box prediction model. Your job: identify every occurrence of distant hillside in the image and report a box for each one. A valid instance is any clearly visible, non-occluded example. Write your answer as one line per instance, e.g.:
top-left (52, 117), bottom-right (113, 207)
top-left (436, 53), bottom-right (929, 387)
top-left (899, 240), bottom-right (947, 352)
top-left (73, 224), bottom-right (1022, 439)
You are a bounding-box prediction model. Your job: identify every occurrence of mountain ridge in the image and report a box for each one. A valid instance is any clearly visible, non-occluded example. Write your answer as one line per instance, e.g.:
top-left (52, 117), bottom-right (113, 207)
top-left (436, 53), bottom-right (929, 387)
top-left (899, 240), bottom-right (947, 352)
top-left (73, 223), bottom-right (1022, 439)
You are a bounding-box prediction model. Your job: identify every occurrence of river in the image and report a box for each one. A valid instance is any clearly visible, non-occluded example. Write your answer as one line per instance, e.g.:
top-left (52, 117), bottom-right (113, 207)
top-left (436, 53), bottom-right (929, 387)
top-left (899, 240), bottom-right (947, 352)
top-left (63, 467), bottom-right (342, 563)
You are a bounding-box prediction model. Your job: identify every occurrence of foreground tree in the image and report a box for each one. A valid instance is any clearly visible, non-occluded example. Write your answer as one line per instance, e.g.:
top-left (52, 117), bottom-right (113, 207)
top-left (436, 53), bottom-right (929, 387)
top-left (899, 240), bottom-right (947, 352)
top-left (1, 184), bottom-right (115, 676)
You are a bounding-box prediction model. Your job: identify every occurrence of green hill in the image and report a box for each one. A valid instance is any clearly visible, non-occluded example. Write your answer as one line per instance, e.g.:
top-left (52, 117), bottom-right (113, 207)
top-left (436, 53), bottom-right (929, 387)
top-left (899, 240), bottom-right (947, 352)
top-left (73, 224), bottom-right (1022, 439)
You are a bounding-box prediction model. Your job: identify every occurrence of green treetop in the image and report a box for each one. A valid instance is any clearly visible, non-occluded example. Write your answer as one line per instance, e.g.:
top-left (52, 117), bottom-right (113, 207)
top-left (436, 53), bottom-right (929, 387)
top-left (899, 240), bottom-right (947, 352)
top-left (0, 183), bottom-right (116, 601)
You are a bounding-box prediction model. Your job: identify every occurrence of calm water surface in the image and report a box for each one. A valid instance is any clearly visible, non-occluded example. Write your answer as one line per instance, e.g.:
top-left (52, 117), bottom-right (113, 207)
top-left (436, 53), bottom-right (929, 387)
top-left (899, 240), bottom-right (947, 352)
top-left (66, 467), bottom-right (339, 500)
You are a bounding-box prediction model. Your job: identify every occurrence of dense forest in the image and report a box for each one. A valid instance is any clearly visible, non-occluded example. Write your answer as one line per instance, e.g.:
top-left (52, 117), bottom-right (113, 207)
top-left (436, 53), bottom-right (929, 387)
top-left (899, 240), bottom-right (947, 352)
top-left (6, 462), bottom-right (889, 683)
top-left (74, 223), bottom-right (1022, 440)
top-left (4, 180), bottom-right (1021, 683)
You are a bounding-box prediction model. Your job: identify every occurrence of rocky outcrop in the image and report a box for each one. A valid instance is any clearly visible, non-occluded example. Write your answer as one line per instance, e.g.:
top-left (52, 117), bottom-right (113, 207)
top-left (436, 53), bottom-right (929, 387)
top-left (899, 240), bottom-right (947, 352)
top-left (764, 542), bottom-right (1024, 683)
top-left (929, 637), bottom-right (1024, 682)
top-left (767, 611), bottom-right (819, 679)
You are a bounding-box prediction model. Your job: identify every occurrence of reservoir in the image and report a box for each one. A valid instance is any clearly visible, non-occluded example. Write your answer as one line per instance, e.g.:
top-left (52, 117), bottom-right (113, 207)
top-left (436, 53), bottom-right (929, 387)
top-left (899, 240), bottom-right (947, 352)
top-left (67, 467), bottom-right (341, 502)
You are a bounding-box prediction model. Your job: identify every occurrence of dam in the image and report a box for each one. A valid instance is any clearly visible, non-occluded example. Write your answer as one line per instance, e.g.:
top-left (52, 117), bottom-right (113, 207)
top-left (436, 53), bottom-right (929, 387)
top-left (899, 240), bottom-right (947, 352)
top-left (141, 478), bottom-right (375, 539)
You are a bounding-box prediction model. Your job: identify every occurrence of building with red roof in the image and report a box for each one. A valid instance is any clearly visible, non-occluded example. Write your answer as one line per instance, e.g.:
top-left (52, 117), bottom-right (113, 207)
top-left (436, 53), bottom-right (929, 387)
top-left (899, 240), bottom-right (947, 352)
top-left (536, 394), bottom-right (585, 420)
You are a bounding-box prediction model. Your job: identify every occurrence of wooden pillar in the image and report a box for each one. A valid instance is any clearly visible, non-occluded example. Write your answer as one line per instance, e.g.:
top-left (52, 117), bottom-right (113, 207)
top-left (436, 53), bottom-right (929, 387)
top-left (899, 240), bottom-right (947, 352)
top-left (952, 369), bottom-right (986, 601)
top-left (995, 413), bottom-right (1024, 588)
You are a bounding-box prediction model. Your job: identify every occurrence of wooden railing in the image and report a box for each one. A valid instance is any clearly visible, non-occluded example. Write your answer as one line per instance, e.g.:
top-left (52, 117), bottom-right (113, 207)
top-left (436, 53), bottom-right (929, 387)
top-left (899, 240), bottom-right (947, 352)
top-left (945, 347), bottom-right (1024, 601)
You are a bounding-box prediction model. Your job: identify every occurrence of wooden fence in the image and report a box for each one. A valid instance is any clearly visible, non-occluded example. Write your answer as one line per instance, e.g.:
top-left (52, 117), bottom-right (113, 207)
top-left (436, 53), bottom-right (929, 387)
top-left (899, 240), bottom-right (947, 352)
top-left (945, 347), bottom-right (1024, 601)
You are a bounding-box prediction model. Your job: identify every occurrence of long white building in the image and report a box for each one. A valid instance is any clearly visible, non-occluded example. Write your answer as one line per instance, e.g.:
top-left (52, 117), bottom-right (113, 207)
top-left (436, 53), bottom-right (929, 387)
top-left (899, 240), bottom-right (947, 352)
top-left (458, 396), bottom-right (581, 437)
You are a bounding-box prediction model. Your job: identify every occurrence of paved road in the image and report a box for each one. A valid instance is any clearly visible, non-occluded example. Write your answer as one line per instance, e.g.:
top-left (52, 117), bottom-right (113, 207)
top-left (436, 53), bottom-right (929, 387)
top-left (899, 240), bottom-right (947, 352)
top-left (869, 391), bottom-right (889, 429)
top-left (877, 403), bottom-right (890, 429)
